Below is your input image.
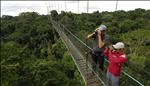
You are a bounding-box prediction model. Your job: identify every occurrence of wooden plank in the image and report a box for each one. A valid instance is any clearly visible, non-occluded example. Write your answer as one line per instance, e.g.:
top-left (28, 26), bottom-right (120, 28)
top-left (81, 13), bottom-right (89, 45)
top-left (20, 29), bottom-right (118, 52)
top-left (52, 21), bottom-right (104, 86)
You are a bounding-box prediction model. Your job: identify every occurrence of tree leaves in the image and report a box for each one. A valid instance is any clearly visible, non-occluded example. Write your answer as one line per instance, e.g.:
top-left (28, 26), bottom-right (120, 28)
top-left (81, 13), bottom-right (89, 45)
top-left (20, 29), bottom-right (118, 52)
top-left (1, 12), bottom-right (84, 86)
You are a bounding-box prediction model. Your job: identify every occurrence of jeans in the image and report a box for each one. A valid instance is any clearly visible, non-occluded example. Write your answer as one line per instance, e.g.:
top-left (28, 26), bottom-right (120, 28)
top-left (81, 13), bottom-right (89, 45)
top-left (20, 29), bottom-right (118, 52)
top-left (106, 70), bottom-right (119, 86)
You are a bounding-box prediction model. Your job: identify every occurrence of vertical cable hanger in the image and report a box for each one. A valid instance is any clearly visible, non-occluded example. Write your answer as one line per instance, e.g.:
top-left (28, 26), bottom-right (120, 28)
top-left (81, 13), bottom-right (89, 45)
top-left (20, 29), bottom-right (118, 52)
top-left (57, 1), bottom-right (59, 13)
top-left (65, 0), bottom-right (67, 12)
top-left (115, 0), bottom-right (118, 11)
top-left (78, 0), bottom-right (79, 13)
top-left (87, 0), bottom-right (89, 13)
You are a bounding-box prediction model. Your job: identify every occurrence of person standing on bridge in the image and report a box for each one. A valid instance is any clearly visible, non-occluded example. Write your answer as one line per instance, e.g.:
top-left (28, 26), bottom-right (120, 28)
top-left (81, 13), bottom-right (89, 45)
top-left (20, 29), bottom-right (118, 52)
top-left (103, 42), bottom-right (127, 86)
top-left (86, 24), bottom-right (109, 71)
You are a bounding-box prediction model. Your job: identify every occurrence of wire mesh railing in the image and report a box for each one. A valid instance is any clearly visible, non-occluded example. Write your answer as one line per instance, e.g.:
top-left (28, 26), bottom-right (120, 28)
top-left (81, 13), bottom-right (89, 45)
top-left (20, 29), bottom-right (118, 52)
top-left (51, 19), bottom-right (145, 86)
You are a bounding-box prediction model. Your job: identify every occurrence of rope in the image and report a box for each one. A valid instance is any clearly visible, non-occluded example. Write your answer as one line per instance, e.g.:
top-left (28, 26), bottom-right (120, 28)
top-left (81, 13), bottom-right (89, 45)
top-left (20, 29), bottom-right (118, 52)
top-left (60, 23), bottom-right (145, 86)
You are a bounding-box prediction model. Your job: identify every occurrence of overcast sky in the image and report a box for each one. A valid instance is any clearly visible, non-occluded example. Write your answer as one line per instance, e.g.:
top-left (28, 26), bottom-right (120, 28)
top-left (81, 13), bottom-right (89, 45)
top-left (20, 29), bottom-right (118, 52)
top-left (1, 1), bottom-right (150, 16)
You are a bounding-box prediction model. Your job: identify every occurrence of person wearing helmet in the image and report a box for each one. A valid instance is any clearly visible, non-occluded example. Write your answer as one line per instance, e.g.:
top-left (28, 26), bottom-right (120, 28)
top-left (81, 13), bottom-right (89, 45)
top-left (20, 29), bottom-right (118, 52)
top-left (103, 42), bottom-right (128, 86)
top-left (86, 24), bottom-right (110, 71)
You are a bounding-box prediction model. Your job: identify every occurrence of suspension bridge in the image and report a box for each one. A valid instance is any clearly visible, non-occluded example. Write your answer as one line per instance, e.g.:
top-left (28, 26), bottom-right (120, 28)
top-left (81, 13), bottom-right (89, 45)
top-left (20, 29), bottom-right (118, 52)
top-left (49, 18), bottom-right (145, 86)
top-left (46, 1), bottom-right (146, 86)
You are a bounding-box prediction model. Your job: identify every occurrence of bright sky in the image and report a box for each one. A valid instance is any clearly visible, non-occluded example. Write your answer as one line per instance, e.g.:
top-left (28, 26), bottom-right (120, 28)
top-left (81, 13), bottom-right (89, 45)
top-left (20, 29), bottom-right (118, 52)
top-left (1, 1), bottom-right (150, 16)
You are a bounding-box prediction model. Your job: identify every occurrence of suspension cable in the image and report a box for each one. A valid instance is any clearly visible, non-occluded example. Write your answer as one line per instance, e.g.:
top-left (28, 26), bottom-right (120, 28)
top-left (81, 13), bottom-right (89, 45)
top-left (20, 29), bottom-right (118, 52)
top-left (46, 1), bottom-right (145, 86)
top-left (59, 23), bottom-right (145, 86)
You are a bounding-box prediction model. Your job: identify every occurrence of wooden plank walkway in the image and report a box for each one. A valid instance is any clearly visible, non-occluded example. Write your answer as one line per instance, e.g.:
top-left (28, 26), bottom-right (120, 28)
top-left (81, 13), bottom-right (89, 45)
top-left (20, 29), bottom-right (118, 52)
top-left (52, 21), bottom-right (104, 86)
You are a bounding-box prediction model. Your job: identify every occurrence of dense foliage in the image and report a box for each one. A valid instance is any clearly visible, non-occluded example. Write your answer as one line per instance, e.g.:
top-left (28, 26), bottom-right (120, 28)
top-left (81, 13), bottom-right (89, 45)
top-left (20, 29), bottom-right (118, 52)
top-left (1, 8), bottom-right (150, 86)
top-left (51, 8), bottom-right (150, 85)
top-left (1, 12), bottom-right (84, 86)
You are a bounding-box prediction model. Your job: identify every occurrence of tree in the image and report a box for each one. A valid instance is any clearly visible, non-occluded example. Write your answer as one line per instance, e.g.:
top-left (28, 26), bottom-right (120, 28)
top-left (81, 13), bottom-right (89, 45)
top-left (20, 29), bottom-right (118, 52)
top-left (51, 10), bottom-right (58, 21)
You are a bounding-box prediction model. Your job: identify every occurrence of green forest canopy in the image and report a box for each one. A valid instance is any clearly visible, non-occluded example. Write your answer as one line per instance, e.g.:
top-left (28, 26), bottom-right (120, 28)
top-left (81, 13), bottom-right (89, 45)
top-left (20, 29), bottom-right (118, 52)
top-left (1, 8), bottom-right (150, 86)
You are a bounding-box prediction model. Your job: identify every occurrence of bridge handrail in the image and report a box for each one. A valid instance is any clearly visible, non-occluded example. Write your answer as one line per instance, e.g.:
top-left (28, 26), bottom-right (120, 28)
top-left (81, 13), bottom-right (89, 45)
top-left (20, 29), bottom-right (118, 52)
top-left (57, 22), bottom-right (145, 86)
top-left (52, 20), bottom-right (107, 86)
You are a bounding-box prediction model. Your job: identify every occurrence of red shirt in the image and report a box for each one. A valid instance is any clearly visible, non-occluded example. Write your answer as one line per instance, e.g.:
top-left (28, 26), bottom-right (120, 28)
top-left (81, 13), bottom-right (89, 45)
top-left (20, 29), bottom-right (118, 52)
top-left (103, 48), bottom-right (127, 76)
